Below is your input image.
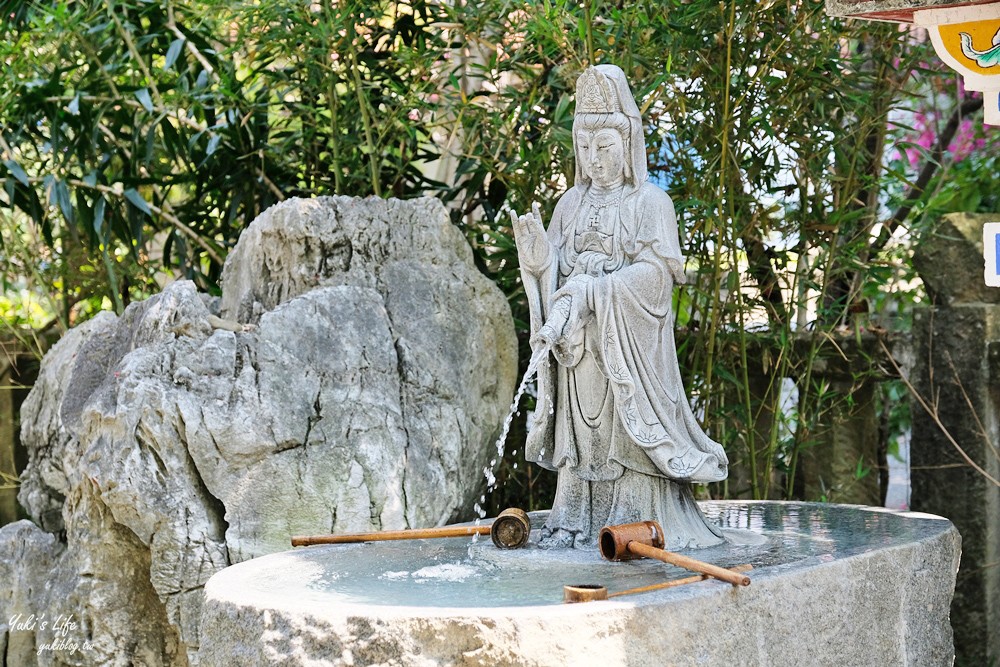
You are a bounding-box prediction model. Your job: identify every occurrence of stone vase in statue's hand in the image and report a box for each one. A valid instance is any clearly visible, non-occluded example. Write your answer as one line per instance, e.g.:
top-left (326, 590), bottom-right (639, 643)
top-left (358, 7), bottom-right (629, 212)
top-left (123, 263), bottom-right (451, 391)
top-left (510, 203), bottom-right (551, 274)
top-left (536, 275), bottom-right (591, 367)
top-left (550, 275), bottom-right (592, 336)
top-left (536, 295), bottom-right (571, 347)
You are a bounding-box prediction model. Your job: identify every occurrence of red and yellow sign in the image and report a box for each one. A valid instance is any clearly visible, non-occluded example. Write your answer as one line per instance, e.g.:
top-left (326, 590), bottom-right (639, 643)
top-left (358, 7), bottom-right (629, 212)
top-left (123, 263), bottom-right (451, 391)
top-left (916, 4), bottom-right (1000, 124)
top-left (936, 20), bottom-right (1000, 75)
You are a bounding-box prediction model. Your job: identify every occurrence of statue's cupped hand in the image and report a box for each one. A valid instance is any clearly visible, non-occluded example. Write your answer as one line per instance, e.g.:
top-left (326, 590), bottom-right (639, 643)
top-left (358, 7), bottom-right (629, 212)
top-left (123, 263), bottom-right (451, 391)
top-left (510, 202), bottom-right (551, 274)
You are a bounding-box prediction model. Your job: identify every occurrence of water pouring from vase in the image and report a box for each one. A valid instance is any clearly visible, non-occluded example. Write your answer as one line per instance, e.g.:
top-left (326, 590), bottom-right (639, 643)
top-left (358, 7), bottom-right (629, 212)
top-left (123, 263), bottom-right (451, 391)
top-left (475, 341), bottom-right (552, 520)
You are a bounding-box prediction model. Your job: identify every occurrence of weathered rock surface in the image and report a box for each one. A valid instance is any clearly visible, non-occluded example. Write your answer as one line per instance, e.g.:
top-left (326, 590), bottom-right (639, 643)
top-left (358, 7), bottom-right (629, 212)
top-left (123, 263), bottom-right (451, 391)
top-left (913, 212), bottom-right (1000, 307)
top-left (911, 210), bottom-right (1000, 666)
top-left (16, 311), bottom-right (118, 532)
top-left (1, 492), bottom-right (184, 667)
top-left (3, 196), bottom-right (517, 665)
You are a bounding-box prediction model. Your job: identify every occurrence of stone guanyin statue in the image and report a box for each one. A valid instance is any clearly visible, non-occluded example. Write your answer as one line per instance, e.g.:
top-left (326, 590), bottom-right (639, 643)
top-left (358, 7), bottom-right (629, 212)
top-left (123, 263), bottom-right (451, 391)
top-left (511, 64), bottom-right (728, 549)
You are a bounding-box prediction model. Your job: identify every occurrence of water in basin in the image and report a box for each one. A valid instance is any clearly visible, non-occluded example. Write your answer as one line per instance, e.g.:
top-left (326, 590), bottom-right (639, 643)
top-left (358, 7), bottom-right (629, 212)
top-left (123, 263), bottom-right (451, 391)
top-left (244, 502), bottom-right (946, 609)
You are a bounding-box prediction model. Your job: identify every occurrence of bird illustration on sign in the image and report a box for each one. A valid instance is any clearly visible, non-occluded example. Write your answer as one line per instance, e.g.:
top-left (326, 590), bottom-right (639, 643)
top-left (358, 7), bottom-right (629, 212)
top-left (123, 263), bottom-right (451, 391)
top-left (960, 26), bottom-right (1000, 67)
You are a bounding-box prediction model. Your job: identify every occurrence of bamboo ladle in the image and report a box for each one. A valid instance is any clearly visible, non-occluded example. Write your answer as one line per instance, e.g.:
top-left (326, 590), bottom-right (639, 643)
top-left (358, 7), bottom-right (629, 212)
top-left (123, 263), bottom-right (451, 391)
top-left (598, 521), bottom-right (752, 587)
top-left (564, 564), bottom-right (754, 603)
top-left (291, 507), bottom-right (531, 550)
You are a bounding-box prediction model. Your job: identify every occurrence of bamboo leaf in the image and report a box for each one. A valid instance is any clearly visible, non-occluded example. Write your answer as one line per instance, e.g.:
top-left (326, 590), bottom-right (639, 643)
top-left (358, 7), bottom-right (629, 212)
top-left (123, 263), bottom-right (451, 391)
top-left (135, 88), bottom-right (153, 112)
top-left (93, 196), bottom-right (106, 235)
top-left (165, 38), bottom-right (184, 70)
top-left (54, 179), bottom-right (74, 225)
top-left (3, 160), bottom-right (29, 186)
top-left (123, 188), bottom-right (151, 215)
top-left (206, 133), bottom-right (221, 156)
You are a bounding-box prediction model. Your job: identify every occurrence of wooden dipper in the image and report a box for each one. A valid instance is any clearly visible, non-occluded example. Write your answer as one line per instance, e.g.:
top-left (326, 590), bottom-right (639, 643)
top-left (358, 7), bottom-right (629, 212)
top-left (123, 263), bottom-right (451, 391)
top-left (563, 564), bottom-right (753, 603)
top-left (291, 507), bottom-right (531, 550)
top-left (598, 521), bottom-right (751, 587)
top-left (563, 584), bottom-right (608, 603)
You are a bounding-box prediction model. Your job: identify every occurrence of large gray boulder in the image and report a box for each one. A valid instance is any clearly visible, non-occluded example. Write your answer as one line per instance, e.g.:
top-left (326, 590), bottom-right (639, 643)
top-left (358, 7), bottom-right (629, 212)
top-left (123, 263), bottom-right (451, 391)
top-left (3, 196), bottom-right (517, 665)
top-left (1, 493), bottom-right (184, 667)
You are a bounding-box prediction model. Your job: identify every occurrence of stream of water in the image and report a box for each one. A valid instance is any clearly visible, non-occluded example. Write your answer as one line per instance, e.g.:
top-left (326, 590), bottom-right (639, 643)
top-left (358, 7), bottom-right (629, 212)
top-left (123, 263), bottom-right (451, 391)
top-left (472, 344), bottom-right (551, 522)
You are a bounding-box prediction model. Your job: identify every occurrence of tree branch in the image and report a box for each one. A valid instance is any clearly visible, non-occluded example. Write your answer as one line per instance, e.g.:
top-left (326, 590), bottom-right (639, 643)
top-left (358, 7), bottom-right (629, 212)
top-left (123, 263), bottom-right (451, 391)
top-left (872, 95), bottom-right (984, 252)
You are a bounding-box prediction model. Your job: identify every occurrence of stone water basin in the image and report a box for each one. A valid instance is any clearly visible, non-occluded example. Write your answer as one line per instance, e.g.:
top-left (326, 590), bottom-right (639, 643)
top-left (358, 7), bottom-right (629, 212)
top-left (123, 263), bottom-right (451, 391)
top-left (199, 501), bottom-right (959, 666)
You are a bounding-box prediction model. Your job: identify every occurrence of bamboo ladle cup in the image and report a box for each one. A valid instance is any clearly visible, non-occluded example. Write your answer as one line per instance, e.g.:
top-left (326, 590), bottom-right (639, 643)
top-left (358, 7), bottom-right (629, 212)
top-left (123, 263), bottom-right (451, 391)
top-left (598, 521), bottom-right (752, 587)
top-left (291, 507), bottom-right (531, 550)
top-left (563, 564), bottom-right (754, 603)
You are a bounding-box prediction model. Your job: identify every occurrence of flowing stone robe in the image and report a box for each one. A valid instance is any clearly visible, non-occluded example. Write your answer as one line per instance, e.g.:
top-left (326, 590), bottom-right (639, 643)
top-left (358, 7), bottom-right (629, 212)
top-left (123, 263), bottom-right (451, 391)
top-left (523, 181), bottom-right (728, 547)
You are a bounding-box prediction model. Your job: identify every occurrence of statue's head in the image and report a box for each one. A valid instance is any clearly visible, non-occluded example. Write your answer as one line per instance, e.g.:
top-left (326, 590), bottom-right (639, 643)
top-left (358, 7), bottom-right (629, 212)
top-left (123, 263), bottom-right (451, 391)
top-left (573, 65), bottom-right (647, 189)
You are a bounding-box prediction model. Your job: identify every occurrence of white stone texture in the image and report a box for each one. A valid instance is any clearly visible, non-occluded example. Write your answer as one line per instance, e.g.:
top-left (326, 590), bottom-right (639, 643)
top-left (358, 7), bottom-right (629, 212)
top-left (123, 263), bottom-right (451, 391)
top-left (16, 311), bottom-right (118, 532)
top-left (1, 492), bottom-right (185, 667)
top-left (3, 196), bottom-right (517, 665)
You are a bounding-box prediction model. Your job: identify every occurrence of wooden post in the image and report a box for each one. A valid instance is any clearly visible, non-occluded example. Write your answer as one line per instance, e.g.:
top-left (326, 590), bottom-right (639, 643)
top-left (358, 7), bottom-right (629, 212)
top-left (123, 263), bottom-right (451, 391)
top-left (0, 356), bottom-right (19, 527)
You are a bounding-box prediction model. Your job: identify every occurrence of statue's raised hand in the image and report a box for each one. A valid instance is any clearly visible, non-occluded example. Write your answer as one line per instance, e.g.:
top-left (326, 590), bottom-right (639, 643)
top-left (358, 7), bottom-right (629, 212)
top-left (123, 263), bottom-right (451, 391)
top-left (510, 202), bottom-right (551, 274)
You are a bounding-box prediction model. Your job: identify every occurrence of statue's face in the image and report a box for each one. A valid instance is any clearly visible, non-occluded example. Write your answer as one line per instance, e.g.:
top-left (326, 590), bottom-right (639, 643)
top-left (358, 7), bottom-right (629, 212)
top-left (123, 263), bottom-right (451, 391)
top-left (576, 127), bottom-right (626, 188)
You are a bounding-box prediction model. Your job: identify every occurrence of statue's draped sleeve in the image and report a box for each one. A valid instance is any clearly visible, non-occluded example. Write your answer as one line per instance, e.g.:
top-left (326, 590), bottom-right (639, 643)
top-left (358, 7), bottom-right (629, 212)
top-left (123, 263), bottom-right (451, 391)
top-left (521, 190), bottom-right (581, 470)
top-left (587, 185), bottom-right (727, 481)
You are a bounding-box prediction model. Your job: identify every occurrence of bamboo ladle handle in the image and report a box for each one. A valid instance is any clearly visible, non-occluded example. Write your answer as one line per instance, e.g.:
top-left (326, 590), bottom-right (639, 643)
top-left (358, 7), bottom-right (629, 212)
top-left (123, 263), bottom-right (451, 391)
top-left (626, 542), bottom-right (751, 587)
top-left (291, 508), bottom-right (531, 549)
top-left (608, 563), bottom-right (753, 597)
top-left (292, 524), bottom-right (490, 546)
top-left (564, 564), bottom-right (754, 603)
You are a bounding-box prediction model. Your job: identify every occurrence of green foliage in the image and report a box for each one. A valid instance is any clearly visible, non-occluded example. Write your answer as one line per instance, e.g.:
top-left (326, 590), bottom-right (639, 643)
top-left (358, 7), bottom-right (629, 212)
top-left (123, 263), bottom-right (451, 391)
top-left (1, 0), bottom-right (982, 510)
top-left (0, 0), bottom-right (452, 331)
top-left (456, 1), bottom-right (940, 508)
top-left (223, 0), bottom-right (451, 199)
top-left (914, 147), bottom-right (1000, 217)
top-left (2, 0), bottom-right (265, 330)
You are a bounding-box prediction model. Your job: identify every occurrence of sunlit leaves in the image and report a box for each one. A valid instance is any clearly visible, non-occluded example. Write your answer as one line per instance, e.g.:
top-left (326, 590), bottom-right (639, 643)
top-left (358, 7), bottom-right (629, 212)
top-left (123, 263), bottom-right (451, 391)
top-left (0, 0), bottom-right (980, 507)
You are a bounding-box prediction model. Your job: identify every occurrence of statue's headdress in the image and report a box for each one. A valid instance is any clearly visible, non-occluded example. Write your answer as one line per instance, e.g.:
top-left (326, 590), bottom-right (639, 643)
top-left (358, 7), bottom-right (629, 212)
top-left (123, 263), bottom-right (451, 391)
top-left (573, 65), bottom-right (648, 187)
top-left (576, 67), bottom-right (625, 115)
